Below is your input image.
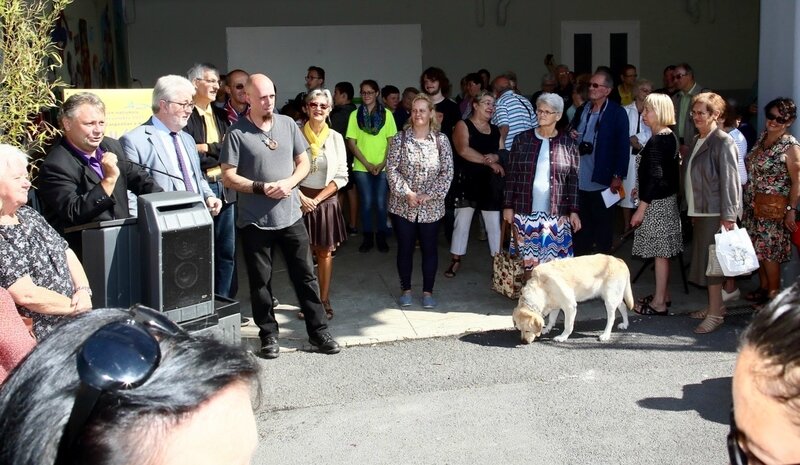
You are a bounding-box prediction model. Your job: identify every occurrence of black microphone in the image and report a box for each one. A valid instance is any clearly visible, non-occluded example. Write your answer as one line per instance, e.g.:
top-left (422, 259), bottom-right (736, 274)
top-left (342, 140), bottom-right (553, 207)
top-left (126, 159), bottom-right (186, 183)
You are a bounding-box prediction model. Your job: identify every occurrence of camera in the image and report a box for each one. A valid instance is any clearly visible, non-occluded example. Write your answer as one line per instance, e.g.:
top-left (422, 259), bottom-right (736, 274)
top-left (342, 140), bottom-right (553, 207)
top-left (578, 141), bottom-right (594, 156)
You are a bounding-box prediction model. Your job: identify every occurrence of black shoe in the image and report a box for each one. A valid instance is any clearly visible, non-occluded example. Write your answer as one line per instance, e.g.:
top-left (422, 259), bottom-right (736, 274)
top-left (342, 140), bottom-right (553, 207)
top-left (259, 336), bottom-right (280, 359)
top-left (347, 225), bottom-right (359, 236)
top-left (359, 234), bottom-right (374, 253)
top-left (272, 296), bottom-right (279, 307)
top-left (309, 332), bottom-right (341, 354)
top-left (376, 233), bottom-right (389, 253)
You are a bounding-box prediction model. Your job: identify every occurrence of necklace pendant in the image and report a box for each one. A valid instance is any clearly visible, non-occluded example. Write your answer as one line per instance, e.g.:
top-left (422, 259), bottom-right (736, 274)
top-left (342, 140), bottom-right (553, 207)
top-left (310, 158), bottom-right (318, 173)
top-left (266, 138), bottom-right (278, 150)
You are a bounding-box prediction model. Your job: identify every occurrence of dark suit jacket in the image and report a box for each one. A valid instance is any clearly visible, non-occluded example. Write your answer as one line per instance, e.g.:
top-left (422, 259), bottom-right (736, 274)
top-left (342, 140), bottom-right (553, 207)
top-left (184, 105), bottom-right (231, 171)
top-left (37, 137), bottom-right (163, 252)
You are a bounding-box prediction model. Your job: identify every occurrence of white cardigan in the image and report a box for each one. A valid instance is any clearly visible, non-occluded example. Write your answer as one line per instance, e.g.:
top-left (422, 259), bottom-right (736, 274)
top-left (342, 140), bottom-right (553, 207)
top-left (300, 129), bottom-right (349, 190)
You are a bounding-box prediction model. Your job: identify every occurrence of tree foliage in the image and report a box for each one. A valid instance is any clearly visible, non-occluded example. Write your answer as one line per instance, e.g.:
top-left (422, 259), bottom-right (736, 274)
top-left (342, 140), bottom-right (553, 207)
top-left (0, 0), bottom-right (73, 156)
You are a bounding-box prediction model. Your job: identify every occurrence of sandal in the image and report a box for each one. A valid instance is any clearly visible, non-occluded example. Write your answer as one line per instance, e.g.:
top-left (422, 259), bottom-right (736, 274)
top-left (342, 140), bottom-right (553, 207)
top-left (744, 287), bottom-right (769, 303)
top-left (637, 294), bottom-right (672, 308)
top-left (694, 314), bottom-right (725, 334)
top-left (689, 307), bottom-right (727, 320)
top-left (444, 258), bottom-right (461, 278)
top-left (634, 302), bottom-right (669, 316)
top-left (322, 300), bottom-right (334, 320)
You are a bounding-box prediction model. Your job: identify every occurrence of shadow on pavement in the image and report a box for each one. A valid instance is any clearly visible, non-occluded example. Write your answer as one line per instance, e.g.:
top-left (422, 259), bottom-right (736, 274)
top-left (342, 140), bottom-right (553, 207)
top-left (637, 376), bottom-right (732, 425)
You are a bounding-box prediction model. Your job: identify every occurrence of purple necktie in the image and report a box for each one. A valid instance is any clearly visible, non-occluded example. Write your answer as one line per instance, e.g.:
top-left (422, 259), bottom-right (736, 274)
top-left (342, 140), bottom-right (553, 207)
top-left (169, 132), bottom-right (195, 193)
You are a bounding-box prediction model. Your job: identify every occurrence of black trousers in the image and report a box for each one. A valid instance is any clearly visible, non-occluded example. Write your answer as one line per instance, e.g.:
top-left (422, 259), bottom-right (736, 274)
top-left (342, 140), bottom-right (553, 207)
top-left (573, 189), bottom-right (614, 256)
top-left (240, 220), bottom-right (328, 342)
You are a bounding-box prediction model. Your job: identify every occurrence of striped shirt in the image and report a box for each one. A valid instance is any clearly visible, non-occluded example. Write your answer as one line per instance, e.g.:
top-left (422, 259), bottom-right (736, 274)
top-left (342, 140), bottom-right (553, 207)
top-left (491, 90), bottom-right (538, 150)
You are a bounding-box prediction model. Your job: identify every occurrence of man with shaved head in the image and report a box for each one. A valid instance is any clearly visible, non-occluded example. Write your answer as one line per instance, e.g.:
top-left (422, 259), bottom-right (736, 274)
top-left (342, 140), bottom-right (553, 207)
top-left (220, 74), bottom-right (340, 359)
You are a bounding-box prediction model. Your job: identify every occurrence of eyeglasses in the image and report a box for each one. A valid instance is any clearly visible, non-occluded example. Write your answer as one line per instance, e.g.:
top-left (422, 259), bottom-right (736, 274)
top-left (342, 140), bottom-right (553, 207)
top-left (360, 91), bottom-right (376, 96)
top-left (308, 102), bottom-right (330, 110)
top-left (536, 109), bottom-right (559, 116)
top-left (55, 305), bottom-right (184, 465)
top-left (766, 113), bottom-right (789, 124)
top-left (673, 73), bottom-right (688, 80)
top-left (589, 83), bottom-right (608, 89)
top-left (196, 78), bottom-right (219, 85)
top-left (165, 100), bottom-right (195, 110)
top-left (690, 110), bottom-right (709, 117)
top-left (305, 75), bottom-right (321, 81)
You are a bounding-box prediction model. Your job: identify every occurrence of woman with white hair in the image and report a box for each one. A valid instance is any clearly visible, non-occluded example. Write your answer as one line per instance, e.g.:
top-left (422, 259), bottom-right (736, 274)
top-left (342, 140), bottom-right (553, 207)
top-left (503, 93), bottom-right (582, 281)
top-left (296, 89), bottom-right (349, 320)
top-left (0, 144), bottom-right (93, 339)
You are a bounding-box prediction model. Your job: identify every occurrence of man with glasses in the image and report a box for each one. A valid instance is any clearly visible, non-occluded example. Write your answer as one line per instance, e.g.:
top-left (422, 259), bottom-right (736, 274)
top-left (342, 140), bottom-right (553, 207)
top-left (571, 70), bottom-right (629, 256)
top-left (671, 63), bottom-right (706, 157)
top-left (121, 75), bottom-right (222, 217)
top-left (223, 68), bottom-right (249, 123)
top-left (184, 63), bottom-right (236, 299)
top-left (292, 65), bottom-right (325, 106)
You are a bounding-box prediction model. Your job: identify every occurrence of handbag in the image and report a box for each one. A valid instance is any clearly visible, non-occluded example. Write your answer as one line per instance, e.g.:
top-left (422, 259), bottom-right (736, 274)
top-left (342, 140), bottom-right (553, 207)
top-left (714, 225), bottom-right (759, 277)
top-left (491, 221), bottom-right (525, 299)
top-left (705, 244), bottom-right (724, 277)
top-left (753, 192), bottom-right (789, 220)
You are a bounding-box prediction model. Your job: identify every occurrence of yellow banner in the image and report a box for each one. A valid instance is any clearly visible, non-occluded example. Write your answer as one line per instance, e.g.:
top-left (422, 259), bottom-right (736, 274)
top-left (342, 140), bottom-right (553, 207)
top-left (63, 89), bottom-right (153, 139)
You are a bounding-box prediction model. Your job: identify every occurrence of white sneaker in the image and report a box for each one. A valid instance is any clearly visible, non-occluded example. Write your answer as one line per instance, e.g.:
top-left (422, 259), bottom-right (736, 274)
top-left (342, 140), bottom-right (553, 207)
top-left (722, 288), bottom-right (741, 302)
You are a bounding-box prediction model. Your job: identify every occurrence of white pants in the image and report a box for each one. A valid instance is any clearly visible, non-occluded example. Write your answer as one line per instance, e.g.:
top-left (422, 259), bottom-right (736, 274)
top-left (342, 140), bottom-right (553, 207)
top-left (451, 207), bottom-right (501, 256)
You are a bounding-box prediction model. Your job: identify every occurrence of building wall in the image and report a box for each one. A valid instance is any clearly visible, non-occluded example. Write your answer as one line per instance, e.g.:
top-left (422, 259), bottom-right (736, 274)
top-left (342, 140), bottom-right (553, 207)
top-left (119, 0), bottom-right (759, 96)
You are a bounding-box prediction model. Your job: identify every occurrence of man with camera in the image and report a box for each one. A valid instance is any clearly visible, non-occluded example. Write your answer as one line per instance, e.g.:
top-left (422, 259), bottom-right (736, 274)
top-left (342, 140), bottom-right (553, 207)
top-left (570, 70), bottom-right (630, 255)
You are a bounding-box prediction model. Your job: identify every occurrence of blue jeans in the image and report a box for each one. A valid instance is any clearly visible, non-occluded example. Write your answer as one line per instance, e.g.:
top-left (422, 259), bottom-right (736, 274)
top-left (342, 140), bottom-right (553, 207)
top-left (210, 181), bottom-right (236, 298)
top-left (353, 171), bottom-right (389, 234)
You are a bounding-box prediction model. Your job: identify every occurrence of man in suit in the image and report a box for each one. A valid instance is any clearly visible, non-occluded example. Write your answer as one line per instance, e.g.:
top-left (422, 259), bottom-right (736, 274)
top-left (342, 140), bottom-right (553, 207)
top-left (672, 63), bottom-right (705, 157)
top-left (121, 75), bottom-right (222, 220)
top-left (37, 92), bottom-right (163, 257)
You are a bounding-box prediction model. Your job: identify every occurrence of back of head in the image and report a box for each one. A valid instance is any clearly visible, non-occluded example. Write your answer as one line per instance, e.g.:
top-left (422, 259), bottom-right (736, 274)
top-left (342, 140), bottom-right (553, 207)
top-left (0, 308), bottom-right (259, 465)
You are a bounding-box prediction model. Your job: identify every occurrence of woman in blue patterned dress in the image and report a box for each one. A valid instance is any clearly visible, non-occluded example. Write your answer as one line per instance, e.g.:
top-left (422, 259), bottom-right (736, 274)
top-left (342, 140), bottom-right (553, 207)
top-left (741, 98), bottom-right (800, 303)
top-left (503, 93), bottom-right (581, 282)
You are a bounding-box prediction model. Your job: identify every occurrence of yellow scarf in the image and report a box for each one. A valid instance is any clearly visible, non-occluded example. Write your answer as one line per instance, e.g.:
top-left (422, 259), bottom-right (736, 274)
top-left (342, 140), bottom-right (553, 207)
top-left (302, 122), bottom-right (329, 160)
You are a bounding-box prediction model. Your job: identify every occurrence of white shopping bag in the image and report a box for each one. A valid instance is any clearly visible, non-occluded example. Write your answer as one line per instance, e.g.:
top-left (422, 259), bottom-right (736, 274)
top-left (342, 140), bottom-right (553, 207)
top-left (714, 225), bottom-right (759, 277)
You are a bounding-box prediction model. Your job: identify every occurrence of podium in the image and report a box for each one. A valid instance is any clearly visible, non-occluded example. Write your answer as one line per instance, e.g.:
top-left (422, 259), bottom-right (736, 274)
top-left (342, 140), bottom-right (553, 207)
top-left (67, 192), bottom-right (240, 343)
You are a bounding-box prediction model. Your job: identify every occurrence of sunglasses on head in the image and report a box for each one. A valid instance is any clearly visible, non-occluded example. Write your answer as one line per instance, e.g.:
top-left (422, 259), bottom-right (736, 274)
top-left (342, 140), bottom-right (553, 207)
top-left (766, 113), bottom-right (789, 124)
top-left (55, 305), bottom-right (184, 465)
top-left (308, 102), bottom-right (329, 110)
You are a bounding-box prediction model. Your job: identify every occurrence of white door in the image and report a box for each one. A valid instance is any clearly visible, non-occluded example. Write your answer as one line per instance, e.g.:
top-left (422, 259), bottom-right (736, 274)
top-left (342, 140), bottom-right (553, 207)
top-left (561, 21), bottom-right (640, 76)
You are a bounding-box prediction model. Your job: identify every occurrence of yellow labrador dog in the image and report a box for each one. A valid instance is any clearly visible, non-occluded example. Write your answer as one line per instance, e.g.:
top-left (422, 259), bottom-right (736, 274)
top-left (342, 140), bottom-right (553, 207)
top-left (512, 254), bottom-right (633, 343)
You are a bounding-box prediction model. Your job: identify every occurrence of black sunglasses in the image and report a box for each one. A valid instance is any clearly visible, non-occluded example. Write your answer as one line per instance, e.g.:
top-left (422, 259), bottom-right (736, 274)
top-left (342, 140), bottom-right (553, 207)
top-left (766, 113), bottom-right (789, 124)
top-left (55, 305), bottom-right (184, 465)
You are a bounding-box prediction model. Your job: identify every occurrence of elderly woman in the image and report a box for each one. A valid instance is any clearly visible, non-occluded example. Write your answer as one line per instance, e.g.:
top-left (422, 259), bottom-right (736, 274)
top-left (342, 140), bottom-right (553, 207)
top-left (296, 89), bottom-right (349, 320)
top-left (503, 93), bottom-right (581, 281)
top-left (741, 98), bottom-right (800, 304)
top-left (346, 79), bottom-right (398, 253)
top-left (445, 90), bottom-right (503, 278)
top-left (0, 144), bottom-right (92, 339)
top-left (0, 307), bottom-right (260, 465)
top-left (621, 79), bottom-right (654, 232)
top-left (630, 93), bottom-right (682, 315)
top-left (684, 92), bottom-right (741, 334)
top-left (386, 94), bottom-right (454, 309)
top-left (730, 283), bottom-right (800, 464)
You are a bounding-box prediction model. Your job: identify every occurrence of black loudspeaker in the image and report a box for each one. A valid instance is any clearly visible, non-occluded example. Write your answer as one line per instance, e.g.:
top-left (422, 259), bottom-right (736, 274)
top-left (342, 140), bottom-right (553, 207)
top-left (137, 192), bottom-right (214, 323)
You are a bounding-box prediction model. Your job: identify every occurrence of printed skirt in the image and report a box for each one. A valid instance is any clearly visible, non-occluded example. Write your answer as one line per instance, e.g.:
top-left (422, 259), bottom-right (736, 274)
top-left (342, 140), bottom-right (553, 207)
top-left (512, 212), bottom-right (573, 271)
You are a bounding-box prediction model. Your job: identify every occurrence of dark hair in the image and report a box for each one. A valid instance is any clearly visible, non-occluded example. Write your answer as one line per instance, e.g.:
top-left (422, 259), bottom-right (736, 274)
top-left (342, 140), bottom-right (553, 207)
top-left (0, 308), bottom-right (260, 465)
top-left (722, 97), bottom-right (741, 128)
top-left (308, 66), bottom-right (325, 81)
top-left (381, 85), bottom-right (400, 99)
top-left (360, 79), bottom-right (379, 94)
top-left (764, 97), bottom-right (797, 122)
top-left (741, 282), bottom-right (800, 422)
top-left (620, 64), bottom-right (636, 75)
top-left (402, 87), bottom-right (419, 97)
top-left (334, 81), bottom-right (354, 101)
top-left (675, 62), bottom-right (694, 76)
top-left (464, 73), bottom-right (483, 88)
top-left (420, 67), bottom-right (451, 96)
top-left (663, 64), bottom-right (677, 74)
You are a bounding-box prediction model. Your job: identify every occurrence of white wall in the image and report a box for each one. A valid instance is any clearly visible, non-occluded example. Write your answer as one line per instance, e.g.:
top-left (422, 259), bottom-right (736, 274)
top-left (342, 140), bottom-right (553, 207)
top-left (758, 0), bottom-right (799, 134)
top-left (119, 0), bottom-right (759, 96)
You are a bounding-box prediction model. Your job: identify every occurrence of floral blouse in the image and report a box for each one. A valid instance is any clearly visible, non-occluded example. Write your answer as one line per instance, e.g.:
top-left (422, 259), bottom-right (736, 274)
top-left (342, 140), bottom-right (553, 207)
top-left (386, 129), bottom-right (454, 223)
top-left (0, 206), bottom-right (73, 338)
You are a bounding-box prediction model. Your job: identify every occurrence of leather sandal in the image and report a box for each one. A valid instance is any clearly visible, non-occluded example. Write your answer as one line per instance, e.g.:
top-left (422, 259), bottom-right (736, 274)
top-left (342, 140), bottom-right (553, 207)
top-left (322, 300), bottom-right (334, 320)
top-left (444, 258), bottom-right (461, 278)
top-left (694, 314), bottom-right (725, 334)
top-left (634, 302), bottom-right (669, 316)
top-left (689, 307), bottom-right (727, 320)
top-left (637, 294), bottom-right (672, 308)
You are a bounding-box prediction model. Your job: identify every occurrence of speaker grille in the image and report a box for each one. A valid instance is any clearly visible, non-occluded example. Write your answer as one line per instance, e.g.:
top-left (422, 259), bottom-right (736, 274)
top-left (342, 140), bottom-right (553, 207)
top-left (161, 226), bottom-right (212, 310)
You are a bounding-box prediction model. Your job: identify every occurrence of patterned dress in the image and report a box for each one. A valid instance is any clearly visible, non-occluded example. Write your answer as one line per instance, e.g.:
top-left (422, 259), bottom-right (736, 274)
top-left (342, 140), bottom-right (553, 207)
top-left (0, 206), bottom-right (73, 338)
top-left (742, 132), bottom-right (799, 263)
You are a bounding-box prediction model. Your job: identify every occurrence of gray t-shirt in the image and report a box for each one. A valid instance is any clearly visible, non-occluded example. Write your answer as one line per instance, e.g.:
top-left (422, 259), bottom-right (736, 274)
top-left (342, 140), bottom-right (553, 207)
top-left (220, 114), bottom-right (309, 229)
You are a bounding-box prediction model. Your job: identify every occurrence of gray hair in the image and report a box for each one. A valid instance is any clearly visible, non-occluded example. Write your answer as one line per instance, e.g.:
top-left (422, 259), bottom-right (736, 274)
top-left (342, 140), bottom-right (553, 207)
top-left (633, 78), bottom-right (654, 94)
top-left (186, 63), bottom-right (219, 83)
top-left (0, 144), bottom-right (29, 211)
top-left (536, 92), bottom-right (564, 115)
top-left (59, 92), bottom-right (105, 123)
top-left (304, 88), bottom-right (333, 107)
top-left (593, 71), bottom-right (614, 89)
top-left (152, 75), bottom-right (195, 113)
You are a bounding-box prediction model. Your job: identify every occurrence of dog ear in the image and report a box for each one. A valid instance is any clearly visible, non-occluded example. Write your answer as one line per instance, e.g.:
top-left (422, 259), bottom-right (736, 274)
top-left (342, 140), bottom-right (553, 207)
top-left (533, 314), bottom-right (544, 335)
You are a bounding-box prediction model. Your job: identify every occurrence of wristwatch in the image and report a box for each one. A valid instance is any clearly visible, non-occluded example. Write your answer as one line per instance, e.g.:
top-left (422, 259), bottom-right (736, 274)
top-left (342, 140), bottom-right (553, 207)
top-left (787, 204), bottom-right (794, 211)
top-left (74, 286), bottom-right (93, 297)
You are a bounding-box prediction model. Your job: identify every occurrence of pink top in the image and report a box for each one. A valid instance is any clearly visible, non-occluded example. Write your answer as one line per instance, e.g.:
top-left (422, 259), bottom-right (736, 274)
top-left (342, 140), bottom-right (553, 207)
top-left (0, 287), bottom-right (36, 384)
